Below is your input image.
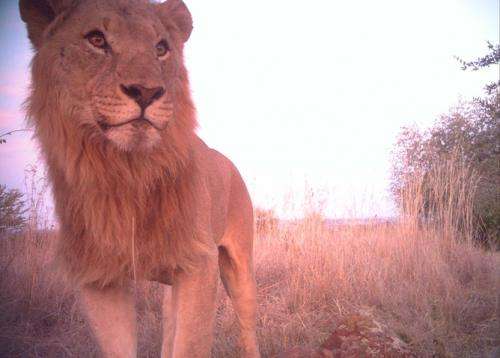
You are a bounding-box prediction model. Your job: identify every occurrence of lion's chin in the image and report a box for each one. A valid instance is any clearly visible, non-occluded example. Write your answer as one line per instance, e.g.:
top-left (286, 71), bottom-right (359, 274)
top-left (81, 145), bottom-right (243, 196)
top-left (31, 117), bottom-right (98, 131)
top-left (105, 125), bottom-right (162, 152)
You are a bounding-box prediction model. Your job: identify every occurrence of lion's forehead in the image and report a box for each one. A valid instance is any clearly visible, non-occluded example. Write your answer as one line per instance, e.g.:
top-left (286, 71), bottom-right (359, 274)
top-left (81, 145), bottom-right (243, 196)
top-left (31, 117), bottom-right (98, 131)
top-left (73, 0), bottom-right (164, 41)
top-left (82, 0), bottom-right (154, 15)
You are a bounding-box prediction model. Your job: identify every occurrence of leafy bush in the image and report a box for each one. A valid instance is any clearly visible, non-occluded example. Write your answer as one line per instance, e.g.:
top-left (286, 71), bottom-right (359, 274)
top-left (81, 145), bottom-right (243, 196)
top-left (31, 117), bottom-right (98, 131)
top-left (391, 97), bottom-right (499, 245)
top-left (391, 44), bottom-right (499, 247)
top-left (0, 185), bottom-right (26, 233)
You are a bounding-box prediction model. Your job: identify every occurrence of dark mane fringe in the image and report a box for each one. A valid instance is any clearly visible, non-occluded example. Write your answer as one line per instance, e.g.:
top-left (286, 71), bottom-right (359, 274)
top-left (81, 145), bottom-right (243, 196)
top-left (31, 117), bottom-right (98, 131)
top-left (27, 46), bottom-right (208, 288)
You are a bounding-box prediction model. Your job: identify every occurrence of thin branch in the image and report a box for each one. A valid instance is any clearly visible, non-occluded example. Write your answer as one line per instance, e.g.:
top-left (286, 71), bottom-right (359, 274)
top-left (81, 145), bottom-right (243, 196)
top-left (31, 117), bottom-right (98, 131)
top-left (0, 128), bottom-right (32, 138)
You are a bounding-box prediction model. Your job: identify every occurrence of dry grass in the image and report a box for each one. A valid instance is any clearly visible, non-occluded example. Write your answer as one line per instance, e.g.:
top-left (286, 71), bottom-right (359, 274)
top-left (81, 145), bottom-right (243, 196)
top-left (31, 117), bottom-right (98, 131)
top-left (1, 217), bottom-right (498, 357)
top-left (1, 161), bottom-right (499, 357)
top-left (248, 218), bottom-right (499, 357)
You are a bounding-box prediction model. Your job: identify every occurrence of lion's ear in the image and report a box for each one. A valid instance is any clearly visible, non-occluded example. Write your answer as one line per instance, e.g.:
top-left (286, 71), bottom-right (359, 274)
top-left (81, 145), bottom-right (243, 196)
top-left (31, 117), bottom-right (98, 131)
top-left (19, 0), bottom-right (69, 49)
top-left (157, 0), bottom-right (193, 43)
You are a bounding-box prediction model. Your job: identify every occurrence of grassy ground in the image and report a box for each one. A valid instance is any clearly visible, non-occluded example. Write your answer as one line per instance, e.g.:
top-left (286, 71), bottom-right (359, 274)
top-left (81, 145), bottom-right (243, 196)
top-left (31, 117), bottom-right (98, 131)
top-left (1, 213), bottom-right (498, 357)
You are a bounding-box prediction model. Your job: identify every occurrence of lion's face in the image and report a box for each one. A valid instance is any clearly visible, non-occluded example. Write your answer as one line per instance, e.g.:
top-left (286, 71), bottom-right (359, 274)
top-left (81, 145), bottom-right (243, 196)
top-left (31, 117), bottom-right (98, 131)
top-left (22, 0), bottom-right (193, 152)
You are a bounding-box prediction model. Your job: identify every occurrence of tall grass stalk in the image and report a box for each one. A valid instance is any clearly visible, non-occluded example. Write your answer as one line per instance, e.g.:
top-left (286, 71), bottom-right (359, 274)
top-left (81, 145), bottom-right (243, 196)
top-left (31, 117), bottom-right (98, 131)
top-left (399, 152), bottom-right (481, 243)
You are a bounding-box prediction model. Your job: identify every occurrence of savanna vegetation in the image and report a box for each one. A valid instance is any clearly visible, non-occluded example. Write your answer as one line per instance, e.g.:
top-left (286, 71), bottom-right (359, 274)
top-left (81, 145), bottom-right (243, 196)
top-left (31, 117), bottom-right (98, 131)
top-left (0, 185), bottom-right (26, 233)
top-left (1, 158), bottom-right (499, 357)
top-left (391, 43), bottom-right (499, 247)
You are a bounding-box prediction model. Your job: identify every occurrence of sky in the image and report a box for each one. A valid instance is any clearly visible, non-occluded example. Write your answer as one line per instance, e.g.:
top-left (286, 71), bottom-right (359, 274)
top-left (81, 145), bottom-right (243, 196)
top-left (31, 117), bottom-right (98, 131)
top-left (0, 0), bottom-right (498, 218)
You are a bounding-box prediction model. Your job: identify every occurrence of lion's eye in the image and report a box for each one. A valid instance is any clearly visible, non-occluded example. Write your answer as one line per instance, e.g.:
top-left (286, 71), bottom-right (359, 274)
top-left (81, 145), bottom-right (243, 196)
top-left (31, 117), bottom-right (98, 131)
top-left (85, 30), bottom-right (109, 49)
top-left (156, 40), bottom-right (170, 58)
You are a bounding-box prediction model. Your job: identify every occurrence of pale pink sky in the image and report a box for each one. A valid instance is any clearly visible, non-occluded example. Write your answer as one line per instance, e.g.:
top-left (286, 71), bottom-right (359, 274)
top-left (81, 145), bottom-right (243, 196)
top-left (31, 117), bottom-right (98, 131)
top-left (0, 0), bottom-right (498, 218)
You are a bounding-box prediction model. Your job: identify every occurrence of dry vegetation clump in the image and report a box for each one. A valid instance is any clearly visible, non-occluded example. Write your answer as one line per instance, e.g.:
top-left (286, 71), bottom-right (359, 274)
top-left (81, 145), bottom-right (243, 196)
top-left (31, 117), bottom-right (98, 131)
top-left (245, 217), bottom-right (499, 357)
top-left (1, 160), bottom-right (499, 357)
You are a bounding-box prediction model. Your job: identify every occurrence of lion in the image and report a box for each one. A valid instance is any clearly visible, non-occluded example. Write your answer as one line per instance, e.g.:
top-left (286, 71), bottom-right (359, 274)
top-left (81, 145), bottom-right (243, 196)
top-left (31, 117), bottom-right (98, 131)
top-left (19, 0), bottom-right (260, 356)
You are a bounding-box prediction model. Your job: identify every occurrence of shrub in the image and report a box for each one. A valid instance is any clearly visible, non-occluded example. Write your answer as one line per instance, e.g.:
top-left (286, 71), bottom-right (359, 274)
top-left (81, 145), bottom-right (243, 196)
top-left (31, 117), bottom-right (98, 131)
top-left (0, 185), bottom-right (26, 234)
top-left (392, 43), bottom-right (499, 246)
top-left (390, 96), bottom-right (499, 246)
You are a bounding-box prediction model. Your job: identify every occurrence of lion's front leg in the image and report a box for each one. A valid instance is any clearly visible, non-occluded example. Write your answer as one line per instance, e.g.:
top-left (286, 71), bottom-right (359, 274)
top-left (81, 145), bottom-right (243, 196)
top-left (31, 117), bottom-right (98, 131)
top-left (161, 257), bottom-right (219, 358)
top-left (80, 284), bottom-right (137, 358)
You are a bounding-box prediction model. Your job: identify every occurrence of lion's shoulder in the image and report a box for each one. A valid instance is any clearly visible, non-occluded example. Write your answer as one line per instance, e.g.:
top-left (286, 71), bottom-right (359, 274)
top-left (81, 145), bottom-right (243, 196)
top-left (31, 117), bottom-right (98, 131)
top-left (192, 135), bottom-right (235, 182)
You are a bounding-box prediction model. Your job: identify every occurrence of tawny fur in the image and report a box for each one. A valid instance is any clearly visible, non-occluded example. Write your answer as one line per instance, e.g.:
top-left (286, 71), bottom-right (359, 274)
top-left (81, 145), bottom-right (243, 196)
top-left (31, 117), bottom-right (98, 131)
top-left (20, 0), bottom-right (260, 356)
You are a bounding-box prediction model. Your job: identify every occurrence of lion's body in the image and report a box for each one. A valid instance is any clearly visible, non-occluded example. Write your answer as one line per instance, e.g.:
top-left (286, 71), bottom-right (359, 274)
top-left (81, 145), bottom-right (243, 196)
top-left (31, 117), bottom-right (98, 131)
top-left (20, 0), bottom-right (259, 356)
top-left (48, 130), bottom-right (240, 288)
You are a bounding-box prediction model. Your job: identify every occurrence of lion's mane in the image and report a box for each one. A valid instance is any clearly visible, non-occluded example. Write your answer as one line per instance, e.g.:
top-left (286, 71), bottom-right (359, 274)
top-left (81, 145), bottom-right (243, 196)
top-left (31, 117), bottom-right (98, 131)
top-left (27, 27), bottom-right (207, 288)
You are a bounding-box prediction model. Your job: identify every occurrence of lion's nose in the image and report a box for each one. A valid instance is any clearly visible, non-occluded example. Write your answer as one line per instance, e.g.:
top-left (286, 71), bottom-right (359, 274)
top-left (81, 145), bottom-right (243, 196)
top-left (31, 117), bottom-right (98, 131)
top-left (120, 84), bottom-right (165, 109)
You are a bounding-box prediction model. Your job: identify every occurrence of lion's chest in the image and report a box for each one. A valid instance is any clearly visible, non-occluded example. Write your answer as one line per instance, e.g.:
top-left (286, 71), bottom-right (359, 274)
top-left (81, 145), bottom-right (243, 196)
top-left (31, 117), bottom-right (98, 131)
top-left (55, 173), bottom-right (207, 287)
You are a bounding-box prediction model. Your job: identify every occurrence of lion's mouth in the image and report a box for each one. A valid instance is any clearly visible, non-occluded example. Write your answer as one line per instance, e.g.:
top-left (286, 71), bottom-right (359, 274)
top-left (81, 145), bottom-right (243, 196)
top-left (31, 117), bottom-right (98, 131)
top-left (98, 116), bottom-right (165, 131)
